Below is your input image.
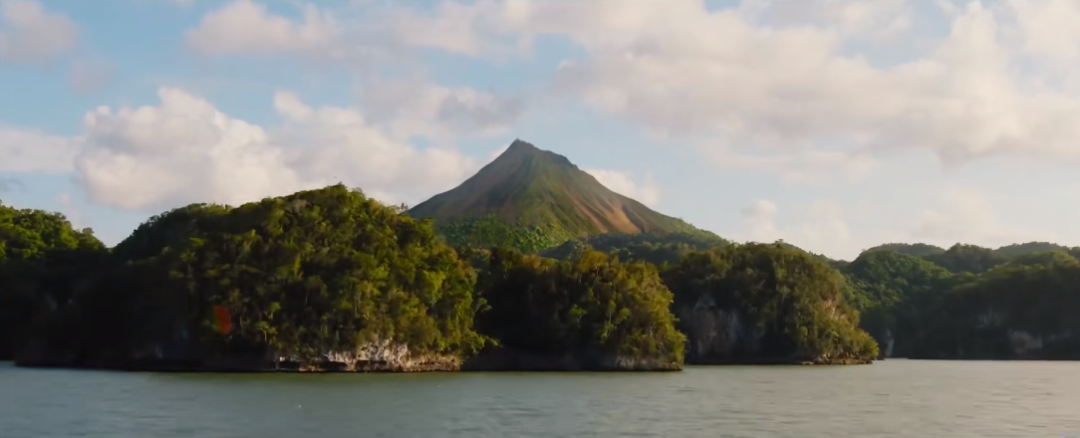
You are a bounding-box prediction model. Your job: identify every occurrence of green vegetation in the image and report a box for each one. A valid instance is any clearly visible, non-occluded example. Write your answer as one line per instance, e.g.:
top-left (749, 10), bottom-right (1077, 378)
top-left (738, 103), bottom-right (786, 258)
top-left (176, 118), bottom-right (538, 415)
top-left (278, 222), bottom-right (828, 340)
top-left (4, 140), bottom-right (1077, 367)
top-left (907, 255), bottom-right (1080, 359)
top-left (863, 243), bottom-right (946, 258)
top-left (1, 186), bottom-right (692, 371)
top-left (474, 248), bottom-right (685, 368)
top-left (5, 186), bottom-right (487, 367)
top-left (541, 231), bottom-right (730, 267)
top-left (921, 244), bottom-right (1008, 274)
top-left (434, 215), bottom-right (574, 254)
top-left (839, 243), bottom-right (1080, 359)
top-left (410, 140), bottom-right (712, 253)
top-left (663, 243), bottom-right (879, 363)
top-left (994, 242), bottom-right (1075, 258)
top-left (841, 250), bottom-right (956, 357)
top-left (0, 201), bottom-right (107, 360)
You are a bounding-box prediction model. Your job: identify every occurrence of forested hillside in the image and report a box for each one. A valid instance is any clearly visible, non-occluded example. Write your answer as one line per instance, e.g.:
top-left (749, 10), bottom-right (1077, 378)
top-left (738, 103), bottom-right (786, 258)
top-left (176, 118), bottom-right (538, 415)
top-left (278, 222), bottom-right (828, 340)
top-left (841, 245), bottom-right (1080, 359)
top-left (3, 178), bottom-right (1077, 368)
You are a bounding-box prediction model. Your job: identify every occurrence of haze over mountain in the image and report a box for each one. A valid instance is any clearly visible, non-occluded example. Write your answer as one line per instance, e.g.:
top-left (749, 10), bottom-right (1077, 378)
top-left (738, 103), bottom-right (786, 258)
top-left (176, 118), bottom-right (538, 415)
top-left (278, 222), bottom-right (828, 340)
top-left (409, 140), bottom-right (715, 252)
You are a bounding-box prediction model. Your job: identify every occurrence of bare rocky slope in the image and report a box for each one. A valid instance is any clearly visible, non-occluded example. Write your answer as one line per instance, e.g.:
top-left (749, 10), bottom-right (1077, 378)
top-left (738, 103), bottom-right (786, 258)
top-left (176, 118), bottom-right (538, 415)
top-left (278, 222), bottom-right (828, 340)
top-left (409, 139), bottom-right (716, 252)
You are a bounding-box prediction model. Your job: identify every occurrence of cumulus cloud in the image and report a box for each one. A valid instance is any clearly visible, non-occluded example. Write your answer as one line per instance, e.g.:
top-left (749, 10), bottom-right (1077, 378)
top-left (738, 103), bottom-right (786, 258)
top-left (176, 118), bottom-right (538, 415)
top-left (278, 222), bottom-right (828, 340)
top-left (792, 201), bottom-right (858, 258)
top-left (272, 90), bottom-right (479, 205)
top-left (0, 0), bottom-right (77, 65)
top-left (1011, 0), bottom-right (1080, 59)
top-left (382, 0), bottom-right (1080, 171)
top-left (739, 199), bottom-right (865, 259)
top-left (741, 199), bottom-right (783, 243)
top-left (736, 0), bottom-right (914, 44)
top-left (76, 88), bottom-right (304, 211)
top-left (584, 169), bottom-right (661, 206)
top-left (911, 188), bottom-right (1057, 248)
top-left (0, 126), bottom-right (81, 172)
top-left (703, 146), bottom-right (877, 184)
top-left (184, 2), bottom-right (524, 139)
top-left (358, 79), bottom-right (523, 141)
top-left (185, 0), bottom-right (344, 59)
top-left (59, 87), bottom-right (475, 211)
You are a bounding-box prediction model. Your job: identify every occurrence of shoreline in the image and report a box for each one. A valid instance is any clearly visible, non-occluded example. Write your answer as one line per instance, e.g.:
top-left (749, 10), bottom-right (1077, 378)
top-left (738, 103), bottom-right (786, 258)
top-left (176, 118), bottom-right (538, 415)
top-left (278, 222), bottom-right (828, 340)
top-left (10, 358), bottom-right (880, 373)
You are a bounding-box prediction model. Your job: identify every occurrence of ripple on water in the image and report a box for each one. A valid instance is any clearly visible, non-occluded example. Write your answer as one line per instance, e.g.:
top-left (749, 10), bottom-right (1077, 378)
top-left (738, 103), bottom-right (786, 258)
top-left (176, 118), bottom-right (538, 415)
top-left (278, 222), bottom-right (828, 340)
top-left (1, 361), bottom-right (1079, 438)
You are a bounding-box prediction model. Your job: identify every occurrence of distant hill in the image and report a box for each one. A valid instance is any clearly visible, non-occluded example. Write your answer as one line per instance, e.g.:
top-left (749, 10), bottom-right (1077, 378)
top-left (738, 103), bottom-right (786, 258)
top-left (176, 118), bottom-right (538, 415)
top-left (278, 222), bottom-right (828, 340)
top-left (994, 242), bottom-right (1074, 258)
top-left (858, 242), bottom-right (1080, 275)
top-left (409, 139), bottom-right (714, 252)
top-left (541, 231), bottom-right (731, 267)
top-left (862, 243), bottom-right (947, 258)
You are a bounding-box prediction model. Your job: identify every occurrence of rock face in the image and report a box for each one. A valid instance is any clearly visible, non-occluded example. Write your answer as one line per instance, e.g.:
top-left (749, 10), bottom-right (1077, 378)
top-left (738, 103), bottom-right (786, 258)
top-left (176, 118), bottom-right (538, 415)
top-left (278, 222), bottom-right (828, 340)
top-left (677, 295), bottom-right (762, 362)
top-left (676, 295), bottom-right (872, 365)
top-left (15, 339), bottom-right (681, 372)
top-left (14, 339), bottom-right (462, 372)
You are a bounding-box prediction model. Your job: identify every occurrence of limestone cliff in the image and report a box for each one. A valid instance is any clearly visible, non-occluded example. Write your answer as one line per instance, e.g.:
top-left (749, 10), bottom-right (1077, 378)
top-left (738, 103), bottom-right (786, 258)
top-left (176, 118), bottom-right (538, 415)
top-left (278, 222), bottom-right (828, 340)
top-left (676, 294), bottom-right (873, 365)
top-left (16, 339), bottom-right (681, 372)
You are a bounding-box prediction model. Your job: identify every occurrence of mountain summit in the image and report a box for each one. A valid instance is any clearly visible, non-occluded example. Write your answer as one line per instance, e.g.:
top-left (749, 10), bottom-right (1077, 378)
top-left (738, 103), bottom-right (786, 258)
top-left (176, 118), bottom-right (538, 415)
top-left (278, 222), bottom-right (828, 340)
top-left (409, 139), bottom-right (711, 252)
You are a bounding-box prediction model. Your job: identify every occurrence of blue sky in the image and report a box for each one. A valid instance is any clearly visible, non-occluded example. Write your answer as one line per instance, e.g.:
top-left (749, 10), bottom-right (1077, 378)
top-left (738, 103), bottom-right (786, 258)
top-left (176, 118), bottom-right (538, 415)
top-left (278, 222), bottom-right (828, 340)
top-left (1, 0), bottom-right (1078, 259)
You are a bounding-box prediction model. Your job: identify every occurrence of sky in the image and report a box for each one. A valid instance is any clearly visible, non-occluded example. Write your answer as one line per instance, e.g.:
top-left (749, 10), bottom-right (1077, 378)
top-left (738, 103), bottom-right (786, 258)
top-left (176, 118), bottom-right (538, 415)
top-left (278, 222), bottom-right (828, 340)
top-left (1, 0), bottom-right (1078, 260)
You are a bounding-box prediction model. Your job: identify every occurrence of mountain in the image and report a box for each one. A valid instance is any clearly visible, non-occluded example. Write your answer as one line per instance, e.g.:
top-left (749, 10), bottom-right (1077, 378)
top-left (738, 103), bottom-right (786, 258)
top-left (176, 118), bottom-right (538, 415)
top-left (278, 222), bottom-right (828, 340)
top-left (409, 139), bottom-right (715, 252)
top-left (861, 243), bottom-right (947, 258)
top-left (993, 242), bottom-right (1075, 258)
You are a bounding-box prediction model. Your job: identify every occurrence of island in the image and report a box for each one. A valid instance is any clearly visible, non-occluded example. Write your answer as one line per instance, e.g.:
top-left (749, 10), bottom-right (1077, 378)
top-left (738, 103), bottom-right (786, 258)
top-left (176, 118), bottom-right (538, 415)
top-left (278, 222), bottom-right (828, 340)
top-left (2, 140), bottom-right (1077, 371)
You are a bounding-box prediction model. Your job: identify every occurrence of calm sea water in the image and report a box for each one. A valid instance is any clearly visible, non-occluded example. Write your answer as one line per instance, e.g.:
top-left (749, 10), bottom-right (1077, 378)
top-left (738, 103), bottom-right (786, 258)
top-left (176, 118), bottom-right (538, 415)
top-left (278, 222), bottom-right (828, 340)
top-left (1, 360), bottom-right (1078, 438)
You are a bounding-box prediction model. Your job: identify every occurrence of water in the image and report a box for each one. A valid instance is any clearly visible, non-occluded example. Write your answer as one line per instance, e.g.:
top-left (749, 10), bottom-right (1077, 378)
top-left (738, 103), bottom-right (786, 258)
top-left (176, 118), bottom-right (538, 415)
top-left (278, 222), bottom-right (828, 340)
top-left (1, 360), bottom-right (1078, 438)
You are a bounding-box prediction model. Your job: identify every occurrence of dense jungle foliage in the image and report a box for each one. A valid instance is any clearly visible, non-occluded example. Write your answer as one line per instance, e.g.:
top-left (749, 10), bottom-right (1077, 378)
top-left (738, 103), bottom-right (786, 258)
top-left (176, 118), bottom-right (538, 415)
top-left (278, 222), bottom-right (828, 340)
top-left (433, 215), bottom-right (574, 254)
top-left (540, 231), bottom-right (731, 267)
top-left (662, 244), bottom-right (879, 362)
top-left (3, 187), bottom-right (1078, 366)
top-left (0, 202), bottom-right (108, 359)
top-left (2, 187), bottom-right (487, 364)
top-left (474, 248), bottom-right (685, 366)
top-left (841, 244), bottom-right (1080, 359)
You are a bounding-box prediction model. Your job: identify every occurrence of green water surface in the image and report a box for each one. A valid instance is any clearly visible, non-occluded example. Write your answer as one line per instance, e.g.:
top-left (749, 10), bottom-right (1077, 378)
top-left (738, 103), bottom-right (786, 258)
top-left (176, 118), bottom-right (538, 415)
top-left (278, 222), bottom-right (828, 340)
top-left (1, 360), bottom-right (1078, 437)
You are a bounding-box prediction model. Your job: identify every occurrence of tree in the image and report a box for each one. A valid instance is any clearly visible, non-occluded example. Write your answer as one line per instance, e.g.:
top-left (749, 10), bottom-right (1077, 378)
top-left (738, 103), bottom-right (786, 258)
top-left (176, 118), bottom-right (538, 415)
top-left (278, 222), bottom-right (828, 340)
top-left (663, 243), bottom-right (878, 363)
top-left (475, 248), bottom-right (685, 368)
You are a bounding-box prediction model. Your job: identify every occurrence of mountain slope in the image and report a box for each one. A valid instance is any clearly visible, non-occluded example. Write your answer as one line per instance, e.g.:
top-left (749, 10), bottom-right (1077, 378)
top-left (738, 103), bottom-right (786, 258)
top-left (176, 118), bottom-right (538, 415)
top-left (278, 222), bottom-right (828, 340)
top-left (409, 139), bottom-right (714, 252)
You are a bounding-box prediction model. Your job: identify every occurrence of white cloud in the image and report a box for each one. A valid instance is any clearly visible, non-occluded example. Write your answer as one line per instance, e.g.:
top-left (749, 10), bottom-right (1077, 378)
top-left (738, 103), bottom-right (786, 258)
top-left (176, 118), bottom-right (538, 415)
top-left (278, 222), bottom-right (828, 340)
top-left (792, 200), bottom-right (858, 258)
top-left (271, 90), bottom-right (479, 206)
top-left (584, 169), bottom-right (661, 206)
top-left (0, 126), bottom-right (81, 172)
top-left (184, 2), bottom-right (524, 141)
top-left (73, 88), bottom-right (481, 211)
top-left (3, 86), bottom-right (481, 212)
top-left (703, 146), bottom-right (877, 184)
top-left (911, 188), bottom-right (1057, 248)
top-left (56, 191), bottom-right (84, 229)
top-left (185, 0), bottom-right (343, 59)
top-left (739, 199), bottom-right (864, 259)
top-left (739, 0), bottom-right (914, 40)
top-left (76, 88), bottom-right (305, 211)
top-left (741, 199), bottom-right (783, 243)
top-left (387, 0), bottom-right (1080, 171)
top-left (358, 79), bottom-right (523, 141)
top-left (1011, 0), bottom-right (1080, 59)
top-left (0, 0), bottom-right (77, 64)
